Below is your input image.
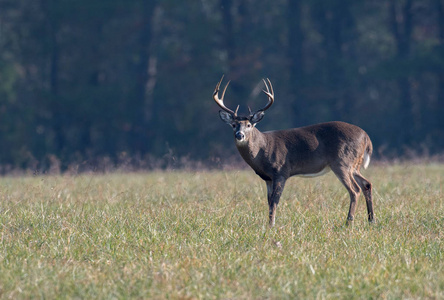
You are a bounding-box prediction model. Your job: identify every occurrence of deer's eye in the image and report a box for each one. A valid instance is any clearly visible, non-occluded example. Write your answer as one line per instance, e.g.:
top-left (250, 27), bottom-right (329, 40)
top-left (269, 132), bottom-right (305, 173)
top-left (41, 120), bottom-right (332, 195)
top-left (247, 123), bottom-right (251, 128)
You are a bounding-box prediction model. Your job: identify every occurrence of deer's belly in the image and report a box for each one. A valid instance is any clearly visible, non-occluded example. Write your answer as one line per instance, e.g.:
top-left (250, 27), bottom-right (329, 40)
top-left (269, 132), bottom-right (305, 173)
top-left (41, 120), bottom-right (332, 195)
top-left (296, 166), bottom-right (331, 178)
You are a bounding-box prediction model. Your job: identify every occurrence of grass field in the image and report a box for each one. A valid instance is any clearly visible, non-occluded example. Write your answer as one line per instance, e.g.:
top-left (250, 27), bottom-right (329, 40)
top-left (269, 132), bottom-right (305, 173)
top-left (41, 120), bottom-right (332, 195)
top-left (0, 164), bottom-right (442, 299)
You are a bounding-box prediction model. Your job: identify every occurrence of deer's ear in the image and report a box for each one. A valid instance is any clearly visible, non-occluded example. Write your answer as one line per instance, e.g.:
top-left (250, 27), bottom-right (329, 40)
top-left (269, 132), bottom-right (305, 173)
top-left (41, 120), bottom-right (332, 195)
top-left (219, 110), bottom-right (234, 124)
top-left (250, 110), bottom-right (265, 124)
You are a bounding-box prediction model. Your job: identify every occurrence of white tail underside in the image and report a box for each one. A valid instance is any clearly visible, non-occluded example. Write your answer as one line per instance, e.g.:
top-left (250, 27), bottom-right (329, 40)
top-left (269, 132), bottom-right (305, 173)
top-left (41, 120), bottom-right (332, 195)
top-left (363, 151), bottom-right (371, 169)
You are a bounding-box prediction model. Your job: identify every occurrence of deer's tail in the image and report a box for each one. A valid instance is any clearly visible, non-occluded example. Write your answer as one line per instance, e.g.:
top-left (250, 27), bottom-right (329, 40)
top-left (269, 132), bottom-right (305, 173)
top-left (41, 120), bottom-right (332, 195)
top-left (363, 135), bottom-right (373, 170)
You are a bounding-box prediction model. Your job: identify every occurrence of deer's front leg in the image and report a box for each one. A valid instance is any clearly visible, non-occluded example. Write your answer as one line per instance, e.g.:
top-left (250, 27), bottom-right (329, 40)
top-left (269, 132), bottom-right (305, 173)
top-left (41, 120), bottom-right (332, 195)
top-left (267, 177), bottom-right (286, 227)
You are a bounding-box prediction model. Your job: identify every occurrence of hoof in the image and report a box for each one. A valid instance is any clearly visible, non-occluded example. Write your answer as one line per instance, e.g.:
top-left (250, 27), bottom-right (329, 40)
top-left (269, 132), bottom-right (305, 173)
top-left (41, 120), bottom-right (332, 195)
top-left (346, 217), bottom-right (354, 226)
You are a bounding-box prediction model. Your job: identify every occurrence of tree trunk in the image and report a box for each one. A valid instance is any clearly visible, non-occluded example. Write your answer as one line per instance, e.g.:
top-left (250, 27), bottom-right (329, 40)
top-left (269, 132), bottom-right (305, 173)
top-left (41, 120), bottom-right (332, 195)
top-left (220, 0), bottom-right (236, 76)
top-left (314, 2), bottom-right (349, 121)
top-left (286, 0), bottom-right (305, 126)
top-left (389, 0), bottom-right (414, 147)
top-left (131, 1), bottom-right (157, 154)
top-left (41, 0), bottom-right (65, 156)
top-left (436, 0), bottom-right (444, 145)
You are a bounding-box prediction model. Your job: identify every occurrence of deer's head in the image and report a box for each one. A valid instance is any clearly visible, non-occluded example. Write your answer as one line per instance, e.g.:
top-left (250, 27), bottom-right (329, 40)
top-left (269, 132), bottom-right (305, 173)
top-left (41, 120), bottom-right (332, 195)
top-left (213, 76), bottom-right (274, 144)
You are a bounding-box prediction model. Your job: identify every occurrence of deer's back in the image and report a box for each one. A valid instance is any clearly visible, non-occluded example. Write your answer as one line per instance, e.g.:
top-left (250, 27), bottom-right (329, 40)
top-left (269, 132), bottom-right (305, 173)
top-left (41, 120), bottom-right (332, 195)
top-left (263, 121), bottom-right (371, 177)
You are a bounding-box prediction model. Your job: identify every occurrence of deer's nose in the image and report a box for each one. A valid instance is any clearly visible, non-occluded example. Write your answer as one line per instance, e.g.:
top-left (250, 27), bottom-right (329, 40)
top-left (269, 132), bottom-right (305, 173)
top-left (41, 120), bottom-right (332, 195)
top-left (235, 132), bottom-right (245, 140)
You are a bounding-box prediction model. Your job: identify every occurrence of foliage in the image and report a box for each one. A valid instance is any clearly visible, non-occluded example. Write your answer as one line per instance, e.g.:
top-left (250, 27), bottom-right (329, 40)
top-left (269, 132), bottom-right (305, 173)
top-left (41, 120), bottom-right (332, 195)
top-left (0, 165), bottom-right (442, 298)
top-left (0, 0), bottom-right (443, 169)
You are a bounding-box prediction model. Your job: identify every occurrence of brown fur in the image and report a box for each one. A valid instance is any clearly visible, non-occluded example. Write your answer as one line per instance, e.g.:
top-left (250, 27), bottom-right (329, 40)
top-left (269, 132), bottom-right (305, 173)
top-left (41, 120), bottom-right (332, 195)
top-left (233, 121), bottom-right (374, 226)
top-left (214, 77), bottom-right (374, 226)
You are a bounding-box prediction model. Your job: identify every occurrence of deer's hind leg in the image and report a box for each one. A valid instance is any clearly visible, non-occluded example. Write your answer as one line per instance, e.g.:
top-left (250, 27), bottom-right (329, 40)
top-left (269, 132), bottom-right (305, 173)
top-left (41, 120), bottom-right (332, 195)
top-left (353, 172), bottom-right (374, 223)
top-left (331, 165), bottom-right (361, 225)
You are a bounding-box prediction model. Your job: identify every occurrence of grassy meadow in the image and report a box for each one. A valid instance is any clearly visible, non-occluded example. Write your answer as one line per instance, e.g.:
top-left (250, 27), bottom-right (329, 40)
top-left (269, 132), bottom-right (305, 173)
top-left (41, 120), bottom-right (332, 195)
top-left (0, 164), bottom-right (442, 299)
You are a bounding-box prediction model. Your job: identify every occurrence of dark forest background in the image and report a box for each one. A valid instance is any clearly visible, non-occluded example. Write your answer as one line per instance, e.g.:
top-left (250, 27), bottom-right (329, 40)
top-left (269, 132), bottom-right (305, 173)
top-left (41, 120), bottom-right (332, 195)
top-left (0, 0), bottom-right (443, 172)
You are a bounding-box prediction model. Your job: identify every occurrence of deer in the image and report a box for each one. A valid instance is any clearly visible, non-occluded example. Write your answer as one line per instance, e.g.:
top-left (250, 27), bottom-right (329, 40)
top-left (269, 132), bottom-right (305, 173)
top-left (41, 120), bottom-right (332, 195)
top-left (213, 76), bottom-right (374, 227)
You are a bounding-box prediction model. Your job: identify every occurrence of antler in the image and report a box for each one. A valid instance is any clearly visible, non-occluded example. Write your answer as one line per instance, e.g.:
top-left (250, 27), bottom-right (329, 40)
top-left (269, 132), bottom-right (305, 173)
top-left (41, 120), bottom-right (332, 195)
top-left (214, 76), bottom-right (274, 116)
top-left (213, 75), bottom-right (236, 116)
top-left (260, 78), bottom-right (274, 112)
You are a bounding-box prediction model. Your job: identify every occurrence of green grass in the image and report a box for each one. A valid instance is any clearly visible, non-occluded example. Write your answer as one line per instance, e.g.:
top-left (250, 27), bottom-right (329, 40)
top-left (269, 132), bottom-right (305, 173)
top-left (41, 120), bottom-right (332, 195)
top-left (0, 164), bottom-right (442, 299)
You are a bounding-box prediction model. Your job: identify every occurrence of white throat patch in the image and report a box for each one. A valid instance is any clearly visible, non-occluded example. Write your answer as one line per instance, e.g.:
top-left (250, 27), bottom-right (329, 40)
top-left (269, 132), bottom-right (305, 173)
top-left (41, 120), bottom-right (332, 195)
top-left (235, 138), bottom-right (248, 146)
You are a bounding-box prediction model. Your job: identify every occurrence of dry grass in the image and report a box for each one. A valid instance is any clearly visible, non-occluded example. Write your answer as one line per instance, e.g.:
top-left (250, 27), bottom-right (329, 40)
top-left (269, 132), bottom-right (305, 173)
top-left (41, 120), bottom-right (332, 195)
top-left (0, 164), bottom-right (442, 299)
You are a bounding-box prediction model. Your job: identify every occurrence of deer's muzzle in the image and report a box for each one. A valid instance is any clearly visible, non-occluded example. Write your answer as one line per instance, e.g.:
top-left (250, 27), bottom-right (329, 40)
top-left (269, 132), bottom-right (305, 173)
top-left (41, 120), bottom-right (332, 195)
top-left (235, 131), bottom-right (245, 141)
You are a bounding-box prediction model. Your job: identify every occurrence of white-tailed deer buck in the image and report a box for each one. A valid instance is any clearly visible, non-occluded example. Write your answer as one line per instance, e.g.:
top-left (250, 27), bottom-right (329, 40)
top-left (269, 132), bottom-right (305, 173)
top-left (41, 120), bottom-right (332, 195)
top-left (213, 76), bottom-right (374, 227)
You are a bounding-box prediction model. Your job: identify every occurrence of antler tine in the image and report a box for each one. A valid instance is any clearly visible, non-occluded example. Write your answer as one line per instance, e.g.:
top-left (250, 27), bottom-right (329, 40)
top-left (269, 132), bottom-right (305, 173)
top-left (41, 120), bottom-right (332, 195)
top-left (235, 105), bottom-right (240, 116)
top-left (260, 78), bottom-right (274, 112)
top-left (213, 75), bottom-right (235, 115)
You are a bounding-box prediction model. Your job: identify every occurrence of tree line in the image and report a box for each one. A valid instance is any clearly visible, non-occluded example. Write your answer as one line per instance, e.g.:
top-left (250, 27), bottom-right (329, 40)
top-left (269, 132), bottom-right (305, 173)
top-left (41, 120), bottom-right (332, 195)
top-left (0, 0), bottom-right (443, 171)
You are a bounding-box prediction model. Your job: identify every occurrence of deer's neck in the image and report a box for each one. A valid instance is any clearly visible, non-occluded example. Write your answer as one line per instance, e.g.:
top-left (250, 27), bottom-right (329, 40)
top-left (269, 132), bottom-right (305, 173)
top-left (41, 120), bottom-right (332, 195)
top-left (235, 128), bottom-right (267, 165)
